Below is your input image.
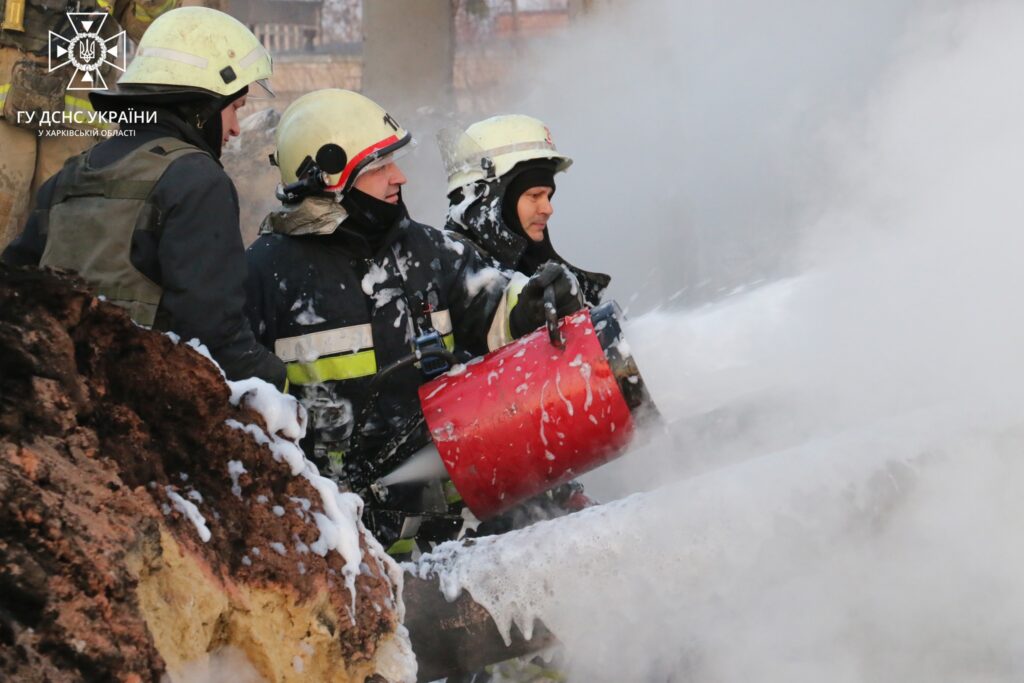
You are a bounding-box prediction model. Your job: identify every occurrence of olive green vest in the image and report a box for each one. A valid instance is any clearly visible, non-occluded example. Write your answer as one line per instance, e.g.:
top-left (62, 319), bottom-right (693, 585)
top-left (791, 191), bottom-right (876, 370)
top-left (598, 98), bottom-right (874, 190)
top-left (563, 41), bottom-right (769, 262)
top-left (39, 136), bottom-right (208, 327)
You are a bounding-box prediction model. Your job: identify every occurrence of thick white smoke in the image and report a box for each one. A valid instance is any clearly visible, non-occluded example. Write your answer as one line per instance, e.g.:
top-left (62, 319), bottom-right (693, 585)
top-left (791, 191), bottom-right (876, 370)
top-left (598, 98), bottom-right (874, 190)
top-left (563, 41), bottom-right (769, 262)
top-left (472, 0), bottom-right (955, 311)
top-left (414, 1), bottom-right (1024, 681)
top-left (600, 0), bottom-right (1024, 494)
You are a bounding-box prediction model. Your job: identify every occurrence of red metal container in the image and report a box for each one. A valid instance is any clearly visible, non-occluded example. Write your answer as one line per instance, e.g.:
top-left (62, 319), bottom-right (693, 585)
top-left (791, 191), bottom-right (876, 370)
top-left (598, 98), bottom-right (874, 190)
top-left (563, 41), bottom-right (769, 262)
top-left (418, 302), bottom-right (655, 520)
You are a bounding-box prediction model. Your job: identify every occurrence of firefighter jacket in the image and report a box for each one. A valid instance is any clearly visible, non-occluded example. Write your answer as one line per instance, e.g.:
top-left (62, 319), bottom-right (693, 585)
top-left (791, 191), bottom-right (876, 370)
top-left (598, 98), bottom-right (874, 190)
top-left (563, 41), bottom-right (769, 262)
top-left (1, 110), bottom-right (287, 388)
top-left (445, 175), bottom-right (611, 308)
top-left (245, 195), bottom-right (515, 475)
top-left (245, 194), bottom-right (519, 547)
top-left (0, 0), bottom-right (177, 129)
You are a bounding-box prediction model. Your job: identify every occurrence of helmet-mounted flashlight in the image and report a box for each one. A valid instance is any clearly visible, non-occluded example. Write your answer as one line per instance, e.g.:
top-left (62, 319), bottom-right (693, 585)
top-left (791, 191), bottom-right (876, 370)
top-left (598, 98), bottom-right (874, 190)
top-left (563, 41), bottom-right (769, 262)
top-left (275, 143), bottom-right (348, 204)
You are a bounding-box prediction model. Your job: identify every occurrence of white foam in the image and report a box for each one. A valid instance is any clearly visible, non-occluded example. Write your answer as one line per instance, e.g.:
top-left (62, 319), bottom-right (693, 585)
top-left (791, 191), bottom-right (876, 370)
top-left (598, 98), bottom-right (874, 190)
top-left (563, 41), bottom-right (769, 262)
top-left (166, 487), bottom-right (211, 543)
top-left (222, 374), bottom-right (414, 680)
top-left (227, 460), bottom-right (246, 498)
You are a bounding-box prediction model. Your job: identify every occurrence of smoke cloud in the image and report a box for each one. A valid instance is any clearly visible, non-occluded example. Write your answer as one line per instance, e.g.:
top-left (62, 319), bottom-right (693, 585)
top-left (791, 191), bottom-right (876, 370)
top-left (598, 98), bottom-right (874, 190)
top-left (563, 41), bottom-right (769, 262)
top-left (415, 1), bottom-right (1024, 681)
top-left (457, 0), bottom-right (952, 311)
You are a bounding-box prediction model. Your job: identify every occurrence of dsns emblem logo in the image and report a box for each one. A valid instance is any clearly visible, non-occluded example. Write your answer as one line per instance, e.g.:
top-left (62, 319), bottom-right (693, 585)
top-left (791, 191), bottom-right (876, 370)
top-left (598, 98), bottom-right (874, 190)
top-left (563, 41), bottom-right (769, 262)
top-left (48, 12), bottom-right (126, 90)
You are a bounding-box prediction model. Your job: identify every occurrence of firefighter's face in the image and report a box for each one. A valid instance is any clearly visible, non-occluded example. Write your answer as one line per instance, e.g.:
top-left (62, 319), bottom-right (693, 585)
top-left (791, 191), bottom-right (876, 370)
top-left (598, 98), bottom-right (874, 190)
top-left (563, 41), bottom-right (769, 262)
top-left (221, 95), bottom-right (247, 146)
top-left (516, 186), bottom-right (554, 242)
top-left (353, 161), bottom-right (407, 204)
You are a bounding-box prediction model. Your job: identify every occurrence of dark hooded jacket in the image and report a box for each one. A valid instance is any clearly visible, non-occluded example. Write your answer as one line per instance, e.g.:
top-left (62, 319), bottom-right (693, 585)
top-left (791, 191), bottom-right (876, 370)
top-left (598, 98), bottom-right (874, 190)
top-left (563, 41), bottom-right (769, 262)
top-left (445, 164), bottom-right (610, 307)
top-left (1, 109), bottom-right (286, 387)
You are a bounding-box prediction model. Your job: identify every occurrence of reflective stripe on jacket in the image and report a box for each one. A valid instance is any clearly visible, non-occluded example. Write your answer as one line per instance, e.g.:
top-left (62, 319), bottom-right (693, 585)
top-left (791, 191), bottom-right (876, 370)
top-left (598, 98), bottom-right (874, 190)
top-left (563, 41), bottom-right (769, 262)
top-left (245, 207), bottom-right (514, 490)
top-left (275, 310), bottom-right (455, 386)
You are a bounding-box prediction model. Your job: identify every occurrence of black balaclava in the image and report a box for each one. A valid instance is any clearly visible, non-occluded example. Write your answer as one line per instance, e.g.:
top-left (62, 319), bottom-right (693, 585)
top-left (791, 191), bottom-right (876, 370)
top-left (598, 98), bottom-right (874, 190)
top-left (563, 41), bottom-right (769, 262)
top-left (500, 160), bottom-right (559, 274)
top-left (337, 186), bottom-right (407, 257)
top-left (91, 84), bottom-right (247, 160)
top-left (447, 158), bottom-right (613, 307)
top-left (172, 85), bottom-right (248, 159)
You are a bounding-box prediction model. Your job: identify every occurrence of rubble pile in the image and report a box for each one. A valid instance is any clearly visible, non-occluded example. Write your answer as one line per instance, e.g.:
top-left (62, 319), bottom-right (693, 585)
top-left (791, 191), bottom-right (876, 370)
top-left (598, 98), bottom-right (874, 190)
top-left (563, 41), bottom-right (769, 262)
top-left (0, 265), bottom-right (410, 683)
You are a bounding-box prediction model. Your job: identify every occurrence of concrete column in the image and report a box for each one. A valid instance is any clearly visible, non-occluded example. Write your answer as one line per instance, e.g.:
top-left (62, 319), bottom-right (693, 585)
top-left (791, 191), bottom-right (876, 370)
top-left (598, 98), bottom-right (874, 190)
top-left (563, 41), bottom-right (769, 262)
top-left (361, 0), bottom-right (454, 220)
top-left (361, 0), bottom-right (453, 114)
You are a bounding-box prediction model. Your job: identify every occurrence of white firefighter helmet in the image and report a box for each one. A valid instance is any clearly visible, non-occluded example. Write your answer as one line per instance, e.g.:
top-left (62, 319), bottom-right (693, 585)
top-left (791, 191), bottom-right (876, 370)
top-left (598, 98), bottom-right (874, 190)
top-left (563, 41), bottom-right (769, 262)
top-left (273, 88), bottom-right (413, 196)
top-left (116, 6), bottom-right (273, 98)
top-left (439, 114), bottom-right (572, 195)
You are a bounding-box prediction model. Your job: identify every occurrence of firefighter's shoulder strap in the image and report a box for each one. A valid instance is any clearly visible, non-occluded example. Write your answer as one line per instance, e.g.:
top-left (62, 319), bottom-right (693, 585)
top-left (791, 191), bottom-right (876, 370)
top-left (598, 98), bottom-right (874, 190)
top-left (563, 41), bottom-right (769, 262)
top-left (39, 136), bottom-right (210, 327)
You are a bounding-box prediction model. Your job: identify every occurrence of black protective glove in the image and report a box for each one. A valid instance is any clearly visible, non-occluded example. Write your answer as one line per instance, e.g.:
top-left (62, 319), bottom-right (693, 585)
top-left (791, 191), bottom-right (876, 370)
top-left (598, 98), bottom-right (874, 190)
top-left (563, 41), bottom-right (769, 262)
top-left (509, 261), bottom-right (584, 339)
top-left (551, 480), bottom-right (598, 512)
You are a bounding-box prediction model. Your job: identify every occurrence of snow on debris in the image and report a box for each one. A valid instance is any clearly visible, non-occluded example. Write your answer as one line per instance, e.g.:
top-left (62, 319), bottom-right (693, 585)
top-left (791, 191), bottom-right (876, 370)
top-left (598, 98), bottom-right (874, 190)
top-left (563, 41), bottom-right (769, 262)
top-left (221, 373), bottom-right (412, 644)
top-left (166, 486), bottom-right (211, 543)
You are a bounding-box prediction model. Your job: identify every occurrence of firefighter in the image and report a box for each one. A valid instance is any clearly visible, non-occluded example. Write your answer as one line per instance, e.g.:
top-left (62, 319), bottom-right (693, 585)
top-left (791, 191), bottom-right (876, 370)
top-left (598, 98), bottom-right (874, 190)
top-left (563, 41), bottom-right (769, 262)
top-left (244, 88), bottom-right (584, 554)
top-left (438, 115), bottom-right (603, 541)
top-left (440, 113), bottom-right (610, 307)
top-left (1, 6), bottom-right (286, 388)
top-left (0, 0), bottom-right (179, 249)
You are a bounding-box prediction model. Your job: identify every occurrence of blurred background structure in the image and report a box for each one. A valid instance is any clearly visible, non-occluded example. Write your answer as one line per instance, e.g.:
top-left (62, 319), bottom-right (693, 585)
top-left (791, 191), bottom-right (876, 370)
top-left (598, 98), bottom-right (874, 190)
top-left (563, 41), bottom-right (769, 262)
top-left (221, 0), bottom-right (921, 317)
top-left (229, 0), bottom-right (603, 116)
top-left (219, 0), bottom-right (614, 244)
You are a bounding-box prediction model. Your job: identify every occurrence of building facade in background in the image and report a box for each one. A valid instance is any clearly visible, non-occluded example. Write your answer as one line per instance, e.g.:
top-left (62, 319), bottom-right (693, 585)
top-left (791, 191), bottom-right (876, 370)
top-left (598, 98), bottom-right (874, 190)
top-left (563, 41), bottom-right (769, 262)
top-left (230, 0), bottom-right (582, 115)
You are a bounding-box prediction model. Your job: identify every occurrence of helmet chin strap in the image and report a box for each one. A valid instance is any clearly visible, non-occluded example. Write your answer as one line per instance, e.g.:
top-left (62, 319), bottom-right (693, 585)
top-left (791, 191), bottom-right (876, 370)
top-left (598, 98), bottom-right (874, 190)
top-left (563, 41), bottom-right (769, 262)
top-left (196, 109), bottom-right (225, 156)
top-left (187, 85), bottom-right (248, 158)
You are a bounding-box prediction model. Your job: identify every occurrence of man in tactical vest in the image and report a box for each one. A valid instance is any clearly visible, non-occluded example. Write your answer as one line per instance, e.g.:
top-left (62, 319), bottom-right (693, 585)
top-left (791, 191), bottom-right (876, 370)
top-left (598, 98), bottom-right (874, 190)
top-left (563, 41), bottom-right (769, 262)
top-left (0, 0), bottom-right (179, 249)
top-left (2, 6), bottom-right (286, 388)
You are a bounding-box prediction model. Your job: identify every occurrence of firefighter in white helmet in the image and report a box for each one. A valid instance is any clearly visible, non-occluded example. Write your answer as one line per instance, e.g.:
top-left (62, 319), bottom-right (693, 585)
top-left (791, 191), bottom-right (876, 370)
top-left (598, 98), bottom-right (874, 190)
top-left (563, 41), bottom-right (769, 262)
top-left (0, 0), bottom-right (181, 249)
top-left (440, 114), bottom-right (610, 307)
top-left (2, 6), bottom-right (285, 387)
top-left (244, 89), bottom-right (584, 555)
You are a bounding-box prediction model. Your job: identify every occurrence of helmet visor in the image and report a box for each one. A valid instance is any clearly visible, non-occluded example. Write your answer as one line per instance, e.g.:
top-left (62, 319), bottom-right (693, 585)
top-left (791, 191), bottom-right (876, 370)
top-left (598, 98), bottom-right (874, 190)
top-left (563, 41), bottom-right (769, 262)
top-left (249, 78), bottom-right (275, 100)
top-left (437, 126), bottom-right (491, 185)
top-left (357, 136), bottom-right (416, 176)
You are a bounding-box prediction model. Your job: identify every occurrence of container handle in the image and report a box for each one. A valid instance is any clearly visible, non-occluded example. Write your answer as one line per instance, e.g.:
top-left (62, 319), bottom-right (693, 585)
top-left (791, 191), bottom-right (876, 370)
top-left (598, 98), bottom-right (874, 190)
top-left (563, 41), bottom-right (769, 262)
top-left (543, 284), bottom-right (566, 349)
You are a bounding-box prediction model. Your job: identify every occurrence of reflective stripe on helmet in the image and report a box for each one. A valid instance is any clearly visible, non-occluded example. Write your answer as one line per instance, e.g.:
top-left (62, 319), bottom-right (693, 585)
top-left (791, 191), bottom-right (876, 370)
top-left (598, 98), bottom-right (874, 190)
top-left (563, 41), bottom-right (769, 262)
top-left (454, 139), bottom-right (559, 175)
top-left (137, 45), bottom-right (208, 69)
top-left (239, 47), bottom-right (267, 69)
